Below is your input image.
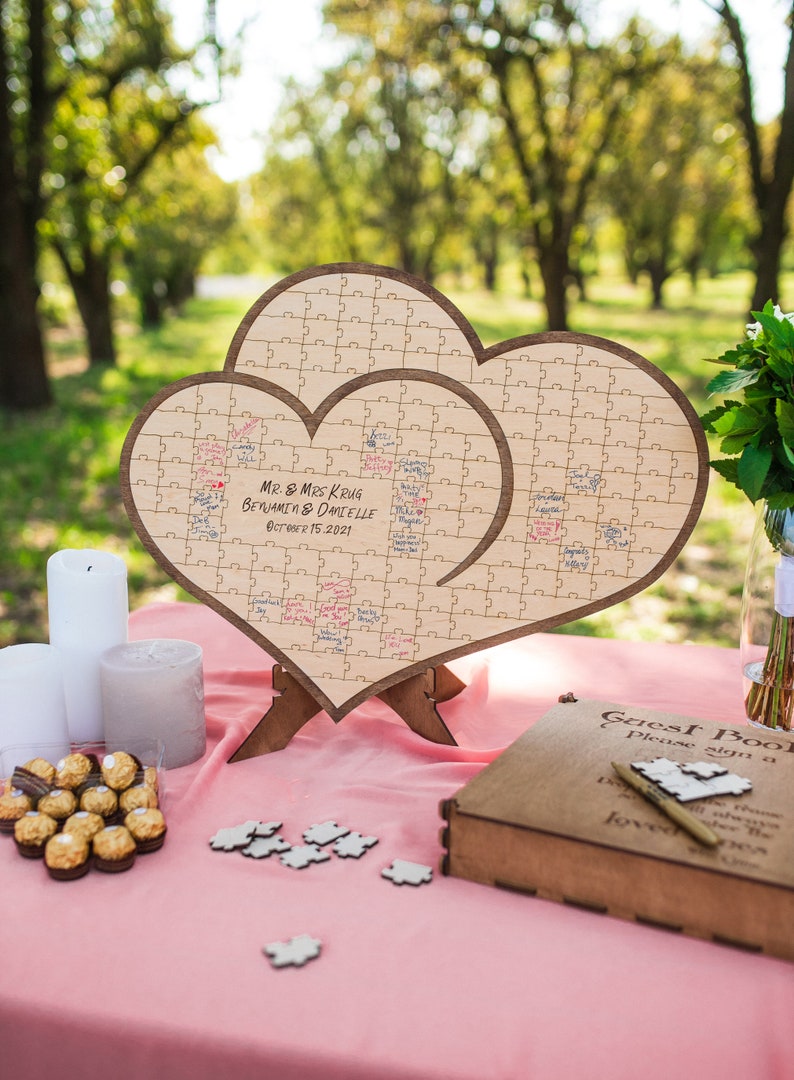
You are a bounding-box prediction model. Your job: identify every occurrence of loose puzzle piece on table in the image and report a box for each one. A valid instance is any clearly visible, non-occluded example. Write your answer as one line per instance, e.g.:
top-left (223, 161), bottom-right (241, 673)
top-left (209, 817), bottom-right (381, 863)
top-left (242, 835), bottom-right (292, 859)
top-left (303, 821), bottom-right (350, 846)
top-left (263, 934), bottom-right (322, 969)
top-left (120, 263), bottom-right (709, 725)
top-left (209, 820), bottom-right (283, 851)
top-left (279, 843), bottom-right (332, 869)
top-left (632, 758), bottom-right (753, 802)
top-left (381, 858), bottom-right (433, 886)
top-left (333, 832), bottom-right (379, 858)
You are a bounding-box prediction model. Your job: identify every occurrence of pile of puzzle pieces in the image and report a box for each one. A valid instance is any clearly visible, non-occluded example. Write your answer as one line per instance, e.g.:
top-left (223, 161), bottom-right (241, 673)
top-left (209, 818), bottom-right (434, 967)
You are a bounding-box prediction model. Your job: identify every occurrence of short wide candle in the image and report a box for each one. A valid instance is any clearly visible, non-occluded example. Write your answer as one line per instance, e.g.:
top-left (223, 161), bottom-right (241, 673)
top-left (0, 644), bottom-right (71, 773)
top-left (48, 548), bottom-right (129, 742)
top-left (100, 639), bottom-right (206, 769)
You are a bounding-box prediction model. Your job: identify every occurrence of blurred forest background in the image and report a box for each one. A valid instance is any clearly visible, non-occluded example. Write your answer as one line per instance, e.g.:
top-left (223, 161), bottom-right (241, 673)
top-left (1, 0), bottom-right (793, 650)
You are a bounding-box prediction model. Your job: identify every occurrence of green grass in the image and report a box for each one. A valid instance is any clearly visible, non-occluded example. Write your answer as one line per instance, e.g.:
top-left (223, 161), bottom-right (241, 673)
top-left (0, 269), bottom-right (778, 650)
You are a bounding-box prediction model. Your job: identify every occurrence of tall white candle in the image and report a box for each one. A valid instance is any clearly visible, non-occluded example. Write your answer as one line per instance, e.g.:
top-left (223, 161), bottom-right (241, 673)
top-left (100, 639), bottom-right (206, 769)
top-left (47, 549), bottom-right (129, 742)
top-left (0, 644), bottom-right (71, 774)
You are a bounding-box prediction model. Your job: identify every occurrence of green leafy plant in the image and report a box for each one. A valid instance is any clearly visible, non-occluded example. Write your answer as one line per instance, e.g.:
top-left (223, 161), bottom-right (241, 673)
top-left (702, 301), bottom-right (794, 728)
top-left (701, 300), bottom-right (794, 508)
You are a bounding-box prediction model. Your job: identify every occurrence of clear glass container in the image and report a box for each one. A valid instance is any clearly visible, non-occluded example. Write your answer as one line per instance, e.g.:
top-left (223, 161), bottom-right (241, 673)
top-left (0, 737), bottom-right (165, 806)
top-left (741, 502), bottom-right (794, 730)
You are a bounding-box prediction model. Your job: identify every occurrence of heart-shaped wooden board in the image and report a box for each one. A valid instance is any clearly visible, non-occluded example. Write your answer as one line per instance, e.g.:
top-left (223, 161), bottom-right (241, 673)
top-left (121, 263), bottom-right (708, 720)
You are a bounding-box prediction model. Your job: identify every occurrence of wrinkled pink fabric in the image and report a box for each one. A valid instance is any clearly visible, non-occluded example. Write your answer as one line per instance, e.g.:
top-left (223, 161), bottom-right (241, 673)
top-left (1, 602), bottom-right (790, 1080)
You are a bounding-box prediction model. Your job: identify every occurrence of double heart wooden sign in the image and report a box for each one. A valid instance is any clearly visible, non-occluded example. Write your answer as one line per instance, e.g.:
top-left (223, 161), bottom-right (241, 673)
top-left (121, 263), bottom-right (708, 755)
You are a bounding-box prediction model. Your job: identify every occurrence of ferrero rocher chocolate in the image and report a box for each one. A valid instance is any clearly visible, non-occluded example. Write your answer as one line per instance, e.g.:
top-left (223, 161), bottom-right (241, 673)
top-left (79, 784), bottom-right (118, 822)
top-left (55, 752), bottom-right (99, 791)
top-left (62, 810), bottom-right (105, 843)
top-left (100, 752), bottom-right (140, 791)
top-left (14, 811), bottom-right (58, 857)
top-left (119, 784), bottom-right (158, 814)
top-left (22, 757), bottom-right (57, 785)
top-left (0, 789), bottom-right (33, 833)
top-left (38, 788), bottom-right (77, 823)
top-left (45, 832), bottom-right (91, 880)
top-left (93, 824), bottom-right (136, 872)
top-left (124, 807), bottom-right (167, 852)
top-left (2, 748), bottom-right (166, 877)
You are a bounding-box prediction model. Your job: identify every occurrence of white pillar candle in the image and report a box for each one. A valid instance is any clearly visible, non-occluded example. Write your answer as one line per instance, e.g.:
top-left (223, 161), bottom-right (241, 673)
top-left (100, 639), bottom-right (206, 769)
top-left (47, 548), bottom-right (129, 743)
top-left (0, 644), bottom-right (71, 774)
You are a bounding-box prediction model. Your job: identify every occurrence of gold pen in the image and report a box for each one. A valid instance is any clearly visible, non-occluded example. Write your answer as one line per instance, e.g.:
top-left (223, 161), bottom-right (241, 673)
top-left (611, 761), bottom-right (722, 848)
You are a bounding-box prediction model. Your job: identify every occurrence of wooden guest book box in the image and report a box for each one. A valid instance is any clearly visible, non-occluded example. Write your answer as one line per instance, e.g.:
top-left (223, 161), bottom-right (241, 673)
top-left (440, 698), bottom-right (794, 961)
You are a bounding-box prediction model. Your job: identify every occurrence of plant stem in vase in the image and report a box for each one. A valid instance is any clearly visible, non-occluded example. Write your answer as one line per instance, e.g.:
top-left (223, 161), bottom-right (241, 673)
top-left (742, 505), bottom-right (794, 730)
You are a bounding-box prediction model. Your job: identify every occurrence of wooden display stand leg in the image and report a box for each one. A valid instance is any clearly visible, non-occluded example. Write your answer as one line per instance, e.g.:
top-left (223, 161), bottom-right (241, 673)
top-left (228, 666), bottom-right (321, 761)
top-left (228, 664), bottom-right (463, 762)
top-left (378, 670), bottom-right (457, 746)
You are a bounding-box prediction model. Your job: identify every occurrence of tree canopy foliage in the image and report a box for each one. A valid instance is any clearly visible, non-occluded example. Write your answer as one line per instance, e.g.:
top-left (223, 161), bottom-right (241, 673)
top-left (2, 0), bottom-right (793, 413)
top-left (250, 0), bottom-right (791, 332)
top-left (0, 0), bottom-right (230, 409)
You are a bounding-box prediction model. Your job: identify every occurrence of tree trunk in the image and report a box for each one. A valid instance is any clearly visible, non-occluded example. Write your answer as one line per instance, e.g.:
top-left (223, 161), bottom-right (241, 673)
top-left (647, 259), bottom-right (669, 309)
top-left (0, 0), bottom-right (51, 410)
top-left (474, 220), bottom-right (499, 291)
top-left (520, 260), bottom-right (532, 299)
top-left (57, 244), bottom-right (117, 366)
top-left (751, 220), bottom-right (788, 311)
top-left (716, 1), bottom-right (794, 312)
top-left (166, 268), bottom-right (195, 311)
top-left (0, 185), bottom-right (51, 409)
top-left (537, 246), bottom-right (569, 331)
top-left (141, 289), bottom-right (164, 328)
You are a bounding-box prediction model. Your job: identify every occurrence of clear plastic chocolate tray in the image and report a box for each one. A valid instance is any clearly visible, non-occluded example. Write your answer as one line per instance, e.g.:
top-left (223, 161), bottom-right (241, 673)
top-left (0, 737), bottom-right (166, 807)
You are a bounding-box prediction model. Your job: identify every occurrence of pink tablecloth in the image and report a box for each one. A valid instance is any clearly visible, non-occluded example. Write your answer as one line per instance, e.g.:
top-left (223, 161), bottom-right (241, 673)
top-left (1, 602), bottom-right (791, 1080)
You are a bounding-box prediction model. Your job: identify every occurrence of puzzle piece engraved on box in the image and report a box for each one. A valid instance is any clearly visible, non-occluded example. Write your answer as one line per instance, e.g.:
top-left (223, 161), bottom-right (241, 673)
top-left (263, 934), bottom-right (322, 969)
top-left (121, 263), bottom-right (709, 744)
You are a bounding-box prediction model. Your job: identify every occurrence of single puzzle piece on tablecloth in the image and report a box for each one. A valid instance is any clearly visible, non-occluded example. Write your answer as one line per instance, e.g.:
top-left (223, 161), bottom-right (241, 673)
top-left (263, 934), bottom-right (322, 969)
top-left (333, 832), bottom-right (379, 858)
top-left (279, 844), bottom-right (332, 869)
top-left (381, 858), bottom-right (433, 886)
top-left (303, 820), bottom-right (350, 846)
top-left (209, 820), bottom-right (282, 851)
top-left (209, 821), bottom-right (262, 851)
top-left (242, 835), bottom-right (292, 859)
top-left (632, 758), bottom-right (752, 802)
top-left (250, 820), bottom-right (283, 838)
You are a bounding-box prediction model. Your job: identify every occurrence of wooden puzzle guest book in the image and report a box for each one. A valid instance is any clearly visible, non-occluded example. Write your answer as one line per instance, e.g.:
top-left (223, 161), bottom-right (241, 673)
top-left (440, 698), bottom-right (794, 961)
top-left (120, 263), bottom-right (708, 756)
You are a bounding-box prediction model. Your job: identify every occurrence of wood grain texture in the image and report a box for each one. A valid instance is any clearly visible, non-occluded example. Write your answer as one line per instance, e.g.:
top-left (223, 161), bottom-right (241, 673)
top-left (441, 698), bottom-right (794, 961)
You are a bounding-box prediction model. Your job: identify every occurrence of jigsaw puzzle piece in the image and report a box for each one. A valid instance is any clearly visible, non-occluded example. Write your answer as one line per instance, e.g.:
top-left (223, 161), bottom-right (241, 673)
top-left (381, 858), bottom-right (433, 886)
top-left (263, 934), bottom-right (322, 969)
